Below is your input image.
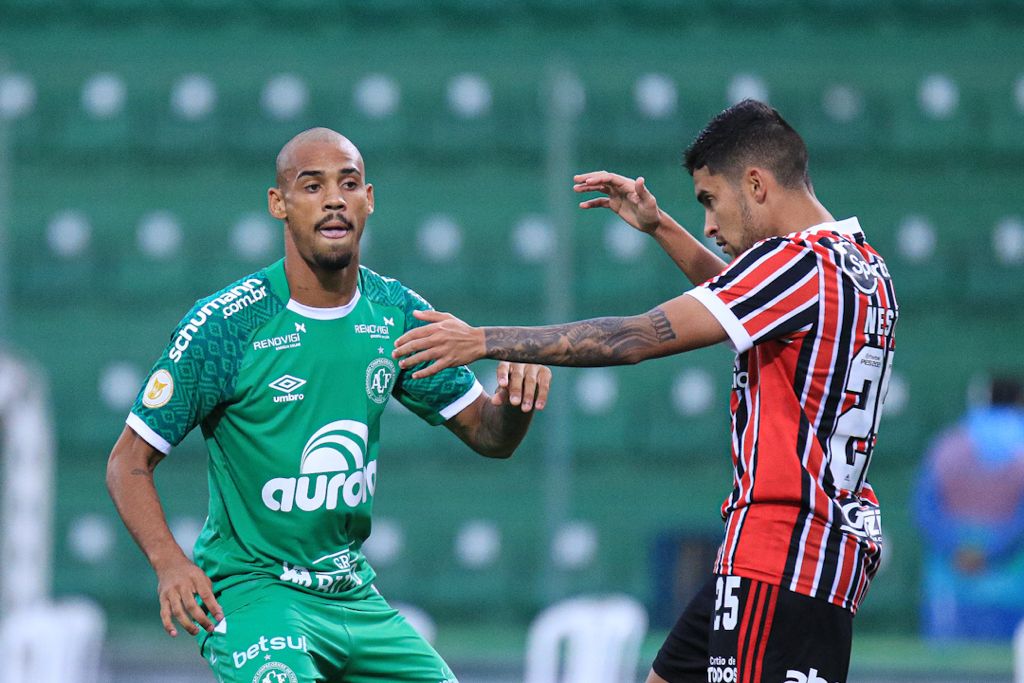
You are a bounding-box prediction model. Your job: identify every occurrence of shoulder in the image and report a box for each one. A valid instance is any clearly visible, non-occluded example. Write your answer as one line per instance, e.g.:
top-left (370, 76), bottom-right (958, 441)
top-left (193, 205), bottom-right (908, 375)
top-left (709, 235), bottom-right (817, 289)
top-left (168, 267), bottom-right (285, 363)
top-left (358, 265), bottom-right (432, 312)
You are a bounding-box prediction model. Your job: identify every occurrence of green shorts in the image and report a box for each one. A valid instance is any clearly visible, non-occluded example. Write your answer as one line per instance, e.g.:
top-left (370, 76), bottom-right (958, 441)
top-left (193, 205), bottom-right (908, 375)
top-left (198, 580), bottom-right (458, 683)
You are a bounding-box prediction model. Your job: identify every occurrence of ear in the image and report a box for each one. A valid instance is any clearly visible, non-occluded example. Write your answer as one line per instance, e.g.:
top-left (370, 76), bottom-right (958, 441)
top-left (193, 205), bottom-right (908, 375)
top-left (747, 168), bottom-right (770, 204)
top-left (366, 183), bottom-right (375, 215)
top-left (268, 187), bottom-right (287, 220)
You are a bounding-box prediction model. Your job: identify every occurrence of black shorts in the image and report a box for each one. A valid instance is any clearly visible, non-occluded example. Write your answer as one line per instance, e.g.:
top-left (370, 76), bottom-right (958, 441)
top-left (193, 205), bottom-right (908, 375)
top-left (652, 574), bottom-right (853, 683)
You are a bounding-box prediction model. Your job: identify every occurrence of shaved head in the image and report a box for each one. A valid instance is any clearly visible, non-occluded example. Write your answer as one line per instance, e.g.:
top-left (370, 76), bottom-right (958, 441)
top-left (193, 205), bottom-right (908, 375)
top-left (275, 127), bottom-right (363, 187)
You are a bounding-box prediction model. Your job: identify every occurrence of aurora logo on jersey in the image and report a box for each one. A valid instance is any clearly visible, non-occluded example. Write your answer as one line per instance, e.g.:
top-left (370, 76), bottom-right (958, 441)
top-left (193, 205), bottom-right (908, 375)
top-left (261, 420), bottom-right (376, 512)
top-left (169, 278), bottom-right (267, 363)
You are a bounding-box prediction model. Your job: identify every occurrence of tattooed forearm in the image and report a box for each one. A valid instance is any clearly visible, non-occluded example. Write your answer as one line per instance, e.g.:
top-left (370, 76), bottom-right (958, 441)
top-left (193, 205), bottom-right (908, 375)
top-left (484, 308), bottom-right (677, 366)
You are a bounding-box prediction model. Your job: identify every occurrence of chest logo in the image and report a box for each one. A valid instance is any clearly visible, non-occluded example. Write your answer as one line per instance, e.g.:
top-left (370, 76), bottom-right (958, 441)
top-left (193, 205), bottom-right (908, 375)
top-left (261, 420), bottom-right (376, 513)
top-left (365, 358), bottom-right (396, 404)
top-left (269, 374), bottom-right (306, 403)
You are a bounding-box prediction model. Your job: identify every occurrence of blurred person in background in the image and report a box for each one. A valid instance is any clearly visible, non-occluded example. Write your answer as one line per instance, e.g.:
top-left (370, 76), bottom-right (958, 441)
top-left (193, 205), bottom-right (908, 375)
top-left (915, 375), bottom-right (1024, 639)
top-left (106, 128), bottom-right (551, 683)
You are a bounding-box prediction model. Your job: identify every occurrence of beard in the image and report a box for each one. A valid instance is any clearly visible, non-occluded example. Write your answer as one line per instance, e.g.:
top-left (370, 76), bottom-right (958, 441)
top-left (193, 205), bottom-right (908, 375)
top-left (736, 195), bottom-right (758, 255)
top-left (311, 246), bottom-right (353, 271)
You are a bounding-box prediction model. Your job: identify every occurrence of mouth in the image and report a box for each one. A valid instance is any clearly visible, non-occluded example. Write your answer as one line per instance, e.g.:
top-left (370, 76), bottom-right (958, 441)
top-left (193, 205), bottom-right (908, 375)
top-left (316, 215), bottom-right (354, 240)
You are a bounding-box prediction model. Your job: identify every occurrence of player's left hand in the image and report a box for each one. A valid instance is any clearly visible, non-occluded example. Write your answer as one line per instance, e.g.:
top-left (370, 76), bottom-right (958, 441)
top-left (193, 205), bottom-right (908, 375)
top-left (393, 309), bottom-right (486, 378)
top-left (491, 361), bottom-right (551, 412)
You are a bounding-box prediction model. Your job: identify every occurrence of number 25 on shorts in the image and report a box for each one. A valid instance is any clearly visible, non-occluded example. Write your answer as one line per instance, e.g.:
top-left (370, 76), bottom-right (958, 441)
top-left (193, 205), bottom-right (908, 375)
top-left (714, 576), bottom-right (741, 631)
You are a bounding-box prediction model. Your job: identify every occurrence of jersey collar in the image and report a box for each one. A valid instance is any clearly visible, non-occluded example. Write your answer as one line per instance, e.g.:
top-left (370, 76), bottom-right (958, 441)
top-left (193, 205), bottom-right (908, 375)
top-left (801, 216), bottom-right (863, 237)
top-left (287, 289), bottom-right (362, 320)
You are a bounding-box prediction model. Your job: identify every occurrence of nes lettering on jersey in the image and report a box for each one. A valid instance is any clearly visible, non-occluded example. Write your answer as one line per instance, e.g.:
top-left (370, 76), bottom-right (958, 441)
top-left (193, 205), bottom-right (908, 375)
top-left (232, 635), bottom-right (308, 669)
top-left (142, 369), bottom-right (174, 408)
top-left (169, 278), bottom-right (267, 362)
top-left (353, 317), bottom-right (394, 340)
top-left (261, 420), bottom-right (376, 513)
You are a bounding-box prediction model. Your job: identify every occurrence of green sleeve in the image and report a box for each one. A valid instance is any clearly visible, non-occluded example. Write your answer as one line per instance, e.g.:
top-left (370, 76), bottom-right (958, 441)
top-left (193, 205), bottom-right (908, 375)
top-left (391, 286), bottom-right (481, 426)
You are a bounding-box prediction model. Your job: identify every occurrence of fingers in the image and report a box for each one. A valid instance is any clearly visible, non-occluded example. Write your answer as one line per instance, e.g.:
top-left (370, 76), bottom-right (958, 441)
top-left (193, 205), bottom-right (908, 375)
top-left (168, 589), bottom-right (201, 636)
top-left (496, 361), bottom-right (510, 389)
top-left (184, 589), bottom-right (215, 634)
top-left (393, 331), bottom-right (437, 362)
top-left (507, 363), bottom-right (525, 406)
top-left (159, 568), bottom-right (224, 638)
top-left (196, 581), bottom-right (224, 624)
top-left (534, 366), bottom-right (552, 411)
top-left (160, 595), bottom-right (177, 637)
top-left (501, 364), bottom-right (552, 412)
top-left (579, 197), bottom-right (611, 210)
top-left (572, 170), bottom-right (629, 186)
top-left (412, 309), bottom-right (449, 322)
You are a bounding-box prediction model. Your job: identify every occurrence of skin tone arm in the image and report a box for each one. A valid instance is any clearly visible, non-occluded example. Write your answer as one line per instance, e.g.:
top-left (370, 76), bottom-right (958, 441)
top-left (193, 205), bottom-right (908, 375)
top-left (444, 361), bottom-right (552, 458)
top-left (106, 427), bottom-right (224, 638)
top-left (573, 171), bottom-right (727, 285)
top-left (393, 294), bottom-right (728, 379)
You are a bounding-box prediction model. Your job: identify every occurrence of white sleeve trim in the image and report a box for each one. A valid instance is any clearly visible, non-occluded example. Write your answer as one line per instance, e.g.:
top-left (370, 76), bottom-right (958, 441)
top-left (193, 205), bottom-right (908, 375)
top-left (685, 287), bottom-right (754, 354)
top-left (126, 412), bottom-right (173, 455)
top-left (439, 380), bottom-right (484, 420)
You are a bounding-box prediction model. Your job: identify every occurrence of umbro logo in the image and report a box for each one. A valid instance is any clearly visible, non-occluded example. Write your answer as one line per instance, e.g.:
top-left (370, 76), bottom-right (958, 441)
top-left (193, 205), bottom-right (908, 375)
top-left (269, 375), bottom-right (306, 404)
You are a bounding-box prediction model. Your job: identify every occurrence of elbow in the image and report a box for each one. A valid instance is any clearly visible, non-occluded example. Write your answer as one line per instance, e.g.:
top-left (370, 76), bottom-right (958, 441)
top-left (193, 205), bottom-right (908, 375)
top-left (473, 436), bottom-right (521, 459)
top-left (478, 443), bottom-right (516, 459)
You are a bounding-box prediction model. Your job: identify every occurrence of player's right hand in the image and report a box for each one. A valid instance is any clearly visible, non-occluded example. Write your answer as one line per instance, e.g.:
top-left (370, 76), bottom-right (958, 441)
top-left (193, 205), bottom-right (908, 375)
top-left (573, 170), bottom-right (662, 234)
top-left (154, 555), bottom-right (224, 637)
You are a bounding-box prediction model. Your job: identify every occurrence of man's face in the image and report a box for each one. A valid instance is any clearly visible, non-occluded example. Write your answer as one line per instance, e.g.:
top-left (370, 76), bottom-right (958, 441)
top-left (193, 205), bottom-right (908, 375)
top-left (692, 167), bottom-right (758, 260)
top-left (269, 140), bottom-right (374, 272)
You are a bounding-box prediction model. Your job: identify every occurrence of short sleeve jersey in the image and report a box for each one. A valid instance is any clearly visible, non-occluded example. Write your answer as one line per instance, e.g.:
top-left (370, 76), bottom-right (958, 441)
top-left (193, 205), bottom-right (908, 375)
top-left (128, 259), bottom-right (481, 599)
top-left (686, 217), bottom-right (898, 613)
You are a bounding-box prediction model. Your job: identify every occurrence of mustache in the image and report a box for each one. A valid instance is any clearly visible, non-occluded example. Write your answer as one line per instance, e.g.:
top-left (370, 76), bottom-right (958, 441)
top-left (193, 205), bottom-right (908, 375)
top-left (315, 214), bottom-right (354, 230)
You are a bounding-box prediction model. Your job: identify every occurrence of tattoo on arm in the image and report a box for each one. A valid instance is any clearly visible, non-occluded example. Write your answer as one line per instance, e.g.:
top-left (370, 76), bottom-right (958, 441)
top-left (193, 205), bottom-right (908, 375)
top-left (484, 307), bottom-right (677, 366)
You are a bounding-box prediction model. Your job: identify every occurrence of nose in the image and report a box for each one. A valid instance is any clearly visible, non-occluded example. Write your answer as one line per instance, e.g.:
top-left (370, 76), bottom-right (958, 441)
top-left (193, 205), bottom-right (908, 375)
top-left (324, 184), bottom-right (346, 211)
top-left (703, 211), bottom-right (717, 239)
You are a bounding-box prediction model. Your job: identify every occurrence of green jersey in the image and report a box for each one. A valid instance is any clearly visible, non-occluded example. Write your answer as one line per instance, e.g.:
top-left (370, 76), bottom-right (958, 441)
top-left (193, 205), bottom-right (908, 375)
top-left (128, 259), bottom-right (480, 600)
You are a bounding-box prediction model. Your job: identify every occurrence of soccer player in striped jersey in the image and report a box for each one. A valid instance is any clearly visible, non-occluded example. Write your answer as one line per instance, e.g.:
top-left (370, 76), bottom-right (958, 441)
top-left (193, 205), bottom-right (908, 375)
top-left (393, 100), bottom-right (898, 683)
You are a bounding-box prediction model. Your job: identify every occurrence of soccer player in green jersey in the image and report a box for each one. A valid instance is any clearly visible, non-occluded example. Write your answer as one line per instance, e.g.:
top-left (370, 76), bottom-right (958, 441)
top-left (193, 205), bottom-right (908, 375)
top-left (106, 128), bottom-right (552, 683)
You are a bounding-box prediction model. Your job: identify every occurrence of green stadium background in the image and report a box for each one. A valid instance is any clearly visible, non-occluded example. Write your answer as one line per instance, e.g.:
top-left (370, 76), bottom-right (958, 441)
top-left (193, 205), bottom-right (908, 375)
top-left (1, 2), bottom-right (1022, 680)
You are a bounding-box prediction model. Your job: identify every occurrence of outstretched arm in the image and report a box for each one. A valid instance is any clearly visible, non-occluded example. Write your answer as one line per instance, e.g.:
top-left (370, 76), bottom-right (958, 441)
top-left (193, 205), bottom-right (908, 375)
top-left (106, 426), bottom-right (223, 637)
top-left (574, 171), bottom-right (727, 285)
top-left (394, 293), bottom-right (727, 378)
top-left (444, 362), bottom-right (552, 458)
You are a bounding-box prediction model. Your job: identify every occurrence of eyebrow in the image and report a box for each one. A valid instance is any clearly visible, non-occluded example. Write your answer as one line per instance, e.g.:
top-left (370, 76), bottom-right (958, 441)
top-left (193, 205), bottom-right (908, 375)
top-left (296, 167), bottom-right (363, 180)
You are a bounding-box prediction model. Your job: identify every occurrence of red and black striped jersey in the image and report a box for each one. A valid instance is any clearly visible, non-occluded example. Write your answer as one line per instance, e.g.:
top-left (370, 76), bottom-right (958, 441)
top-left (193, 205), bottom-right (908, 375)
top-left (686, 217), bottom-right (897, 613)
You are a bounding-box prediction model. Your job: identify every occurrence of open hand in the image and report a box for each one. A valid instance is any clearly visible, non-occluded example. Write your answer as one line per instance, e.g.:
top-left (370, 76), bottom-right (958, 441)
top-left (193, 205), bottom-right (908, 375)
top-left (393, 310), bottom-right (486, 379)
top-left (492, 361), bottom-right (551, 412)
top-left (573, 170), bottom-right (661, 233)
top-left (155, 555), bottom-right (224, 637)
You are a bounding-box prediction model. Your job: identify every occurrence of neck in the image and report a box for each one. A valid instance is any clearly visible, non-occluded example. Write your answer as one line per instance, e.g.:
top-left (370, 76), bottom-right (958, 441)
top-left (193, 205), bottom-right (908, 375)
top-left (283, 250), bottom-right (360, 308)
top-left (765, 191), bottom-right (834, 238)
